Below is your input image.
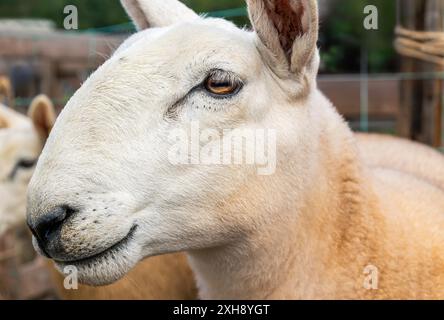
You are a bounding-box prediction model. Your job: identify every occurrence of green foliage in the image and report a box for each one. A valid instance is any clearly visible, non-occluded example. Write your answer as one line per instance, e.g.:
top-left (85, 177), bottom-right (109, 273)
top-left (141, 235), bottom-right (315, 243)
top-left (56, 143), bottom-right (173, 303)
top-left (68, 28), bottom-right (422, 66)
top-left (0, 0), bottom-right (397, 72)
top-left (0, 0), bottom-right (128, 30)
top-left (320, 0), bottom-right (397, 73)
top-left (183, 0), bottom-right (248, 25)
top-left (0, 0), bottom-right (248, 29)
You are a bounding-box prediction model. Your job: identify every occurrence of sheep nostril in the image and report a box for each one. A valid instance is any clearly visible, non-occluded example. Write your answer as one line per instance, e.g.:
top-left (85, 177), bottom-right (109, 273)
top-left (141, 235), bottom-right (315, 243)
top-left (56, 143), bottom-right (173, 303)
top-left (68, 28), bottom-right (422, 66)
top-left (27, 205), bottom-right (76, 256)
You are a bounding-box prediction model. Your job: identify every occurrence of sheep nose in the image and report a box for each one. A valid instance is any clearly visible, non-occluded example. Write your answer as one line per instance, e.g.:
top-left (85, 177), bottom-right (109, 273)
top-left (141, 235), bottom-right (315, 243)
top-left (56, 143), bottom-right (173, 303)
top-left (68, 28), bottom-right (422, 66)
top-left (27, 206), bottom-right (71, 257)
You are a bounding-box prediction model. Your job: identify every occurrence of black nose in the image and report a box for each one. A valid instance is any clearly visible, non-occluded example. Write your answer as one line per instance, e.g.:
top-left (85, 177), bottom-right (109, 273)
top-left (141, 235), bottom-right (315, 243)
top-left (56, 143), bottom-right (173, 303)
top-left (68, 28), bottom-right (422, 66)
top-left (27, 206), bottom-right (72, 257)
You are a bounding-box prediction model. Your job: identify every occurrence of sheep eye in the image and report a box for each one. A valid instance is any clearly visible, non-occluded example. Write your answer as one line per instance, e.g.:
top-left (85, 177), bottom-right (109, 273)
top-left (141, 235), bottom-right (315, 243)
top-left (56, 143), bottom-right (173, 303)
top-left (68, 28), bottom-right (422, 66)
top-left (204, 70), bottom-right (242, 97)
top-left (8, 158), bottom-right (37, 180)
top-left (17, 159), bottom-right (36, 169)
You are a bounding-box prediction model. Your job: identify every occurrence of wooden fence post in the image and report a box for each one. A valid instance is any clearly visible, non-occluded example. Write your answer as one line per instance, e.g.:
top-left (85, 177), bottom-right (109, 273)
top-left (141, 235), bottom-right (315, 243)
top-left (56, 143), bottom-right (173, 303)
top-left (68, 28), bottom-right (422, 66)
top-left (397, 0), bottom-right (444, 147)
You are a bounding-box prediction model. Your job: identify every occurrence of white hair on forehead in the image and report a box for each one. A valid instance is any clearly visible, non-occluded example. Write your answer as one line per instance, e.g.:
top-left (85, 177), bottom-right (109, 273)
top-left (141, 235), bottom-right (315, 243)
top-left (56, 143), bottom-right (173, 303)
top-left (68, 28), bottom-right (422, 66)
top-left (113, 27), bottom-right (168, 56)
top-left (114, 16), bottom-right (243, 58)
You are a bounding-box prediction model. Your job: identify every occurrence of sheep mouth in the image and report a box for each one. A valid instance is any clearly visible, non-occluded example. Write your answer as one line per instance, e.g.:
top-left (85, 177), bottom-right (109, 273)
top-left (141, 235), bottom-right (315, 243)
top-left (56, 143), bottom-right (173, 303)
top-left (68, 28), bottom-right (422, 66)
top-left (54, 225), bottom-right (138, 266)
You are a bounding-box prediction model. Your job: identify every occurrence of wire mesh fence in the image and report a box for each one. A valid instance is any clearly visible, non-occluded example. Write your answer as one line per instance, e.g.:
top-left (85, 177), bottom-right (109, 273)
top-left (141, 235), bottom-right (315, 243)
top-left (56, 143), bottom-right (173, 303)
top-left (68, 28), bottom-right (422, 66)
top-left (0, 5), bottom-right (443, 150)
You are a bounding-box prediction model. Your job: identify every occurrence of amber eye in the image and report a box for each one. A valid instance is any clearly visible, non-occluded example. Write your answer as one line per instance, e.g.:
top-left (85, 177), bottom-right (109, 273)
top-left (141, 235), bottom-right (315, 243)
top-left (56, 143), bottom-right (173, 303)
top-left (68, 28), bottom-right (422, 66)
top-left (203, 70), bottom-right (242, 97)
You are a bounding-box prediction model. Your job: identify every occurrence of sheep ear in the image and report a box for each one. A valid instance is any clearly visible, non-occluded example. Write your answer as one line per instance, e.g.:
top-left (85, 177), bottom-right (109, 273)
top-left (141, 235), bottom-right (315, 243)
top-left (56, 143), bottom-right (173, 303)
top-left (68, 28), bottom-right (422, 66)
top-left (0, 76), bottom-right (13, 108)
top-left (247, 0), bottom-right (319, 75)
top-left (28, 95), bottom-right (56, 141)
top-left (0, 107), bottom-right (10, 129)
top-left (121, 0), bottom-right (199, 30)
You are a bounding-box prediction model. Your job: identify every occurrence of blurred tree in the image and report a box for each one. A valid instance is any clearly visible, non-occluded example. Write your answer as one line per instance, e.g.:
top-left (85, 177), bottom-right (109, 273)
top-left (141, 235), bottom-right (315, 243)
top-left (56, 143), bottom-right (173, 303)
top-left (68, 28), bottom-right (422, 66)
top-left (0, 0), bottom-right (128, 30)
top-left (183, 0), bottom-right (248, 25)
top-left (320, 0), bottom-right (397, 73)
top-left (0, 0), bottom-right (248, 29)
top-left (0, 0), bottom-right (397, 73)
